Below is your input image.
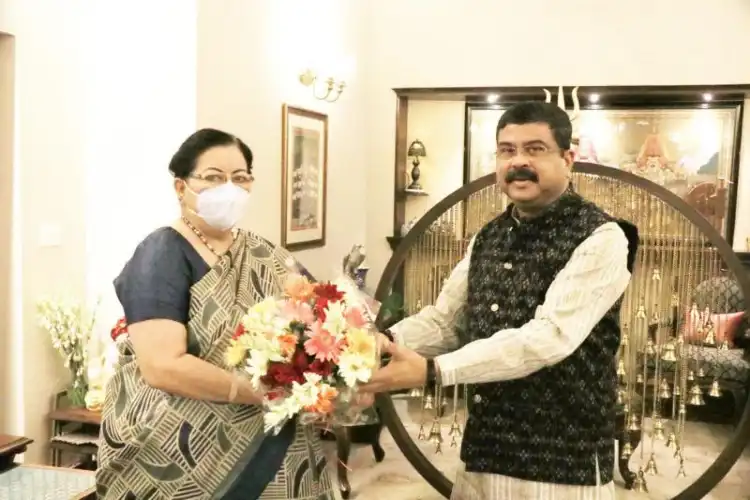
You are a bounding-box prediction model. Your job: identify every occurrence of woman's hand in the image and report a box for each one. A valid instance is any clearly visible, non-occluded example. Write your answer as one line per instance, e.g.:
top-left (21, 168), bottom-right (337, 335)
top-left (128, 319), bottom-right (263, 404)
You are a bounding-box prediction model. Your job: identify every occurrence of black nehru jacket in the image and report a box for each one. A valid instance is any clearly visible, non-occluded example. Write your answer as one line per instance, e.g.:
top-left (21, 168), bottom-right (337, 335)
top-left (459, 189), bottom-right (638, 486)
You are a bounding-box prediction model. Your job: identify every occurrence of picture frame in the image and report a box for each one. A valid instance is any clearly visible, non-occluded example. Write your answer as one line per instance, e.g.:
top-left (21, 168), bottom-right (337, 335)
top-left (281, 104), bottom-right (328, 250)
top-left (464, 102), bottom-right (742, 241)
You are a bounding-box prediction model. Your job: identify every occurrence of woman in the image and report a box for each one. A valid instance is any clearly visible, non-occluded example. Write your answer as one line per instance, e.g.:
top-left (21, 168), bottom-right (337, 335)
top-left (96, 129), bottom-right (335, 500)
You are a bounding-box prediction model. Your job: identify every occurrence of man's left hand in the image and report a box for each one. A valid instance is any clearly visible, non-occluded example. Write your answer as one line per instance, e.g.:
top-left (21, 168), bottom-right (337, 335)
top-left (359, 342), bottom-right (428, 393)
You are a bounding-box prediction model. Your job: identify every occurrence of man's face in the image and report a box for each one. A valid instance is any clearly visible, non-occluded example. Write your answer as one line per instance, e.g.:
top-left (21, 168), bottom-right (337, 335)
top-left (495, 123), bottom-right (573, 212)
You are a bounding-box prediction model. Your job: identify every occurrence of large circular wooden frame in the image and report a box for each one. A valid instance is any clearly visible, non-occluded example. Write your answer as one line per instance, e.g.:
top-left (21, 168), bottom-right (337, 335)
top-left (374, 162), bottom-right (750, 500)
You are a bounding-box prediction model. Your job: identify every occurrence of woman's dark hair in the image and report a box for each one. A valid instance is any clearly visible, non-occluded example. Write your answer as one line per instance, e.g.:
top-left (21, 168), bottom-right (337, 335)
top-left (496, 101), bottom-right (573, 151)
top-left (168, 128), bottom-right (254, 179)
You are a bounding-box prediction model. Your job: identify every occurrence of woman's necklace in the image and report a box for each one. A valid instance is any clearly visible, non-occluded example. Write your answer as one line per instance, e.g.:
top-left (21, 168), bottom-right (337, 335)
top-left (181, 216), bottom-right (236, 256)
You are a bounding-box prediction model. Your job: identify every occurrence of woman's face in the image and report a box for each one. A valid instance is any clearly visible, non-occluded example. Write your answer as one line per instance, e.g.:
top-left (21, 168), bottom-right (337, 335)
top-left (175, 144), bottom-right (254, 207)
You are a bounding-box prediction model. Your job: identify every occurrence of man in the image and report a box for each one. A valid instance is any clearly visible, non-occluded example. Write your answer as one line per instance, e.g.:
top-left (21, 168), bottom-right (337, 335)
top-left (362, 101), bottom-right (639, 499)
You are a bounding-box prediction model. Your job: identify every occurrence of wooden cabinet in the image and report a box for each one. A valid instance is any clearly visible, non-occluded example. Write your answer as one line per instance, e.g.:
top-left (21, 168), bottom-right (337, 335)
top-left (48, 393), bottom-right (101, 470)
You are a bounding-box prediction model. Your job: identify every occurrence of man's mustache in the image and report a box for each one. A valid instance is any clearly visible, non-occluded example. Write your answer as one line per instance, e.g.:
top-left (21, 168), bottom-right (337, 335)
top-left (505, 167), bottom-right (539, 183)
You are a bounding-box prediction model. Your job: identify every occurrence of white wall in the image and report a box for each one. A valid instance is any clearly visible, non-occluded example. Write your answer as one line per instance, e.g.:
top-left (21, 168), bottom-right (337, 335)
top-left (196, 0), bottom-right (368, 281)
top-left (2, 0), bottom-right (196, 463)
top-left (363, 0), bottom-right (750, 287)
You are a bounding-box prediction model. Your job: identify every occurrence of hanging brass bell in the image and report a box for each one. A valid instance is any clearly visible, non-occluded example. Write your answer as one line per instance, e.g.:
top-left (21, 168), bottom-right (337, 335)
top-left (627, 414), bottom-right (640, 431)
top-left (719, 340), bottom-right (730, 351)
top-left (423, 395), bottom-right (434, 410)
top-left (636, 304), bottom-right (647, 319)
top-left (621, 441), bottom-right (632, 458)
top-left (633, 467), bottom-right (649, 492)
top-left (677, 457), bottom-right (687, 477)
top-left (636, 372), bottom-right (644, 384)
top-left (651, 268), bottom-right (662, 281)
top-left (448, 418), bottom-right (463, 437)
top-left (450, 434), bottom-right (459, 447)
top-left (645, 339), bottom-right (656, 356)
top-left (687, 370), bottom-right (695, 381)
top-left (673, 383), bottom-right (681, 397)
top-left (658, 378), bottom-right (672, 399)
top-left (621, 333), bottom-right (629, 347)
top-left (708, 379), bottom-right (721, 398)
top-left (697, 366), bottom-right (706, 378)
top-left (704, 325), bottom-right (716, 346)
top-left (688, 384), bottom-right (705, 406)
top-left (645, 453), bottom-right (659, 475)
top-left (616, 388), bottom-right (626, 405)
top-left (417, 423), bottom-right (426, 440)
top-left (652, 418), bottom-right (665, 440)
top-left (665, 431), bottom-right (676, 450)
top-left (661, 341), bottom-right (677, 362)
top-left (617, 359), bottom-right (626, 377)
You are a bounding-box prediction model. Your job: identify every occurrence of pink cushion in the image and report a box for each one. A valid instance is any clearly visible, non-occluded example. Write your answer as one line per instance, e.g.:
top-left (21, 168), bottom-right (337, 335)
top-left (683, 308), bottom-right (745, 347)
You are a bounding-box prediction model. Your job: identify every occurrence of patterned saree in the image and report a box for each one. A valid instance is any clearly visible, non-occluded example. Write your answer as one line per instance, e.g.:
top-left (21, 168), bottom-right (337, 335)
top-left (96, 231), bottom-right (335, 500)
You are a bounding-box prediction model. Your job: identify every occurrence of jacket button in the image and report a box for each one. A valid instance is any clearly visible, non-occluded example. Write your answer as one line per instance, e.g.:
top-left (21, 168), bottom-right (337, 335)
top-left (490, 304), bottom-right (499, 312)
top-left (503, 262), bottom-right (512, 270)
top-left (473, 394), bottom-right (482, 404)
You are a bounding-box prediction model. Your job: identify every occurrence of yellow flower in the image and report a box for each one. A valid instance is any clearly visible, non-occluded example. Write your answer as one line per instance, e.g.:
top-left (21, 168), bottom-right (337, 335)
top-left (343, 328), bottom-right (376, 360)
top-left (225, 340), bottom-right (247, 367)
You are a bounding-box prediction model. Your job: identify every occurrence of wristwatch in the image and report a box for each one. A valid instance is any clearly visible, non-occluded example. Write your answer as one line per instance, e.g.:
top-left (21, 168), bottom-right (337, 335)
top-left (383, 329), bottom-right (395, 342)
top-left (425, 358), bottom-right (438, 392)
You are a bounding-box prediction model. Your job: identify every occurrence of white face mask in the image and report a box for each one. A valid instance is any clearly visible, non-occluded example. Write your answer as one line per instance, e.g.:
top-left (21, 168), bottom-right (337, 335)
top-left (187, 182), bottom-right (250, 230)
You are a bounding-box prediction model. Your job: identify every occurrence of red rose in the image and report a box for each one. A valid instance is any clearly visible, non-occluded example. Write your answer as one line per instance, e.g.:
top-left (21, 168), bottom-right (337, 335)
top-left (262, 362), bottom-right (302, 386)
top-left (314, 283), bottom-right (345, 302)
top-left (233, 323), bottom-right (246, 340)
top-left (308, 360), bottom-right (333, 377)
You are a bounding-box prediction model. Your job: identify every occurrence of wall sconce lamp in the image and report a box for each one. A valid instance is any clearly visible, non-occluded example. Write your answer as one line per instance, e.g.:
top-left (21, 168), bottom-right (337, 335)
top-left (299, 69), bottom-right (346, 103)
top-left (405, 139), bottom-right (427, 193)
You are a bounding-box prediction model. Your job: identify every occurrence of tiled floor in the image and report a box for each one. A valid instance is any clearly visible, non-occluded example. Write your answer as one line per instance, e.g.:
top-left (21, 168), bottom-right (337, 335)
top-left (323, 396), bottom-right (750, 499)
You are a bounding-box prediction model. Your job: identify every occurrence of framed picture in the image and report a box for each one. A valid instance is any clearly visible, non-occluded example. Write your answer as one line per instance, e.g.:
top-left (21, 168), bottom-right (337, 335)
top-left (465, 103), bottom-right (742, 240)
top-left (281, 104), bottom-right (328, 250)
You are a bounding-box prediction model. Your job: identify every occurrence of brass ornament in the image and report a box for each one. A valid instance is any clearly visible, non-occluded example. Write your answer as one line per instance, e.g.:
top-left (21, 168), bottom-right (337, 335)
top-left (633, 467), bottom-right (649, 493)
top-left (708, 379), bottom-right (722, 398)
top-left (688, 384), bottom-right (705, 406)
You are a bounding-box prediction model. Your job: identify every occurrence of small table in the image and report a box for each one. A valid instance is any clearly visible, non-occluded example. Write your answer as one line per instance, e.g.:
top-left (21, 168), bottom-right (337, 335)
top-left (0, 434), bottom-right (33, 472)
top-left (0, 464), bottom-right (95, 499)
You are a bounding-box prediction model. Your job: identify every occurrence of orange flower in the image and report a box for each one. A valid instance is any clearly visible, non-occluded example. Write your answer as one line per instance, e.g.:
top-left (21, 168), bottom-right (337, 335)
top-left (306, 385), bottom-right (339, 414)
top-left (284, 274), bottom-right (316, 302)
top-left (277, 333), bottom-right (298, 357)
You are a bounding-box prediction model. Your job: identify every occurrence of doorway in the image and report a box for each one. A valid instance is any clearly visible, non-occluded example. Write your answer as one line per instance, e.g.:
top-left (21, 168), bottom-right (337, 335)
top-left (0, 32), bottom-right (16, 433)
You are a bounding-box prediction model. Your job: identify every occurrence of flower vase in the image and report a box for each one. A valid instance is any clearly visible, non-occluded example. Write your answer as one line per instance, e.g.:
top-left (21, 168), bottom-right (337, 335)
top-left (67, 383), bottom-right (88, 408)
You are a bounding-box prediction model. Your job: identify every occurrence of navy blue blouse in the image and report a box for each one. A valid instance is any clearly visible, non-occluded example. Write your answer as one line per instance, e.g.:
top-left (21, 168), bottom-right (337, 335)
top-left (114, 227), bottom-right (210, 326)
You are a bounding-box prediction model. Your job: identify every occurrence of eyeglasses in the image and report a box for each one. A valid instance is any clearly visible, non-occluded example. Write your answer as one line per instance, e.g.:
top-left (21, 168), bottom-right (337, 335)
top-left (190, 172), bottom-right (255, 187)
top-left (496, 144), bottom-right (558, 160)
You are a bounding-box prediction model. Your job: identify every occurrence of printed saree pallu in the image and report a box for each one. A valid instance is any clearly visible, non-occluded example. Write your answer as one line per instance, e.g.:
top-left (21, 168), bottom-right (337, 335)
top-left (96, 231), bottom-right (334, 500)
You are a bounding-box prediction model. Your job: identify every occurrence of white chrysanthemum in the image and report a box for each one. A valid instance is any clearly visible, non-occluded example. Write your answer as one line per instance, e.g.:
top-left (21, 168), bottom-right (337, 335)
top-left (244, 350), bottom-right (271, 389)
top-left (241, 297), bottom-right (283, 333)
top-left (264, 397), bottom-right (301, 433)
top-left (322, 301), bottom-right (348, 337)
top-left (337, 352), bottom-right (375, 388)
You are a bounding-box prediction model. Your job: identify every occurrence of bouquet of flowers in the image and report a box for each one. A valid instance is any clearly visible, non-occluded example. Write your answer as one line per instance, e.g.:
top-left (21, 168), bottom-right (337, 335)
top-left (225, 273), bottom-right (380, 434)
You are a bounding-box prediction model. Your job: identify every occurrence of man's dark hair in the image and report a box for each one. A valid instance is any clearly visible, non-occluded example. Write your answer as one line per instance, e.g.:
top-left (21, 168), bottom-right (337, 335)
top-left (496, 101), bottom-right (573, 150)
